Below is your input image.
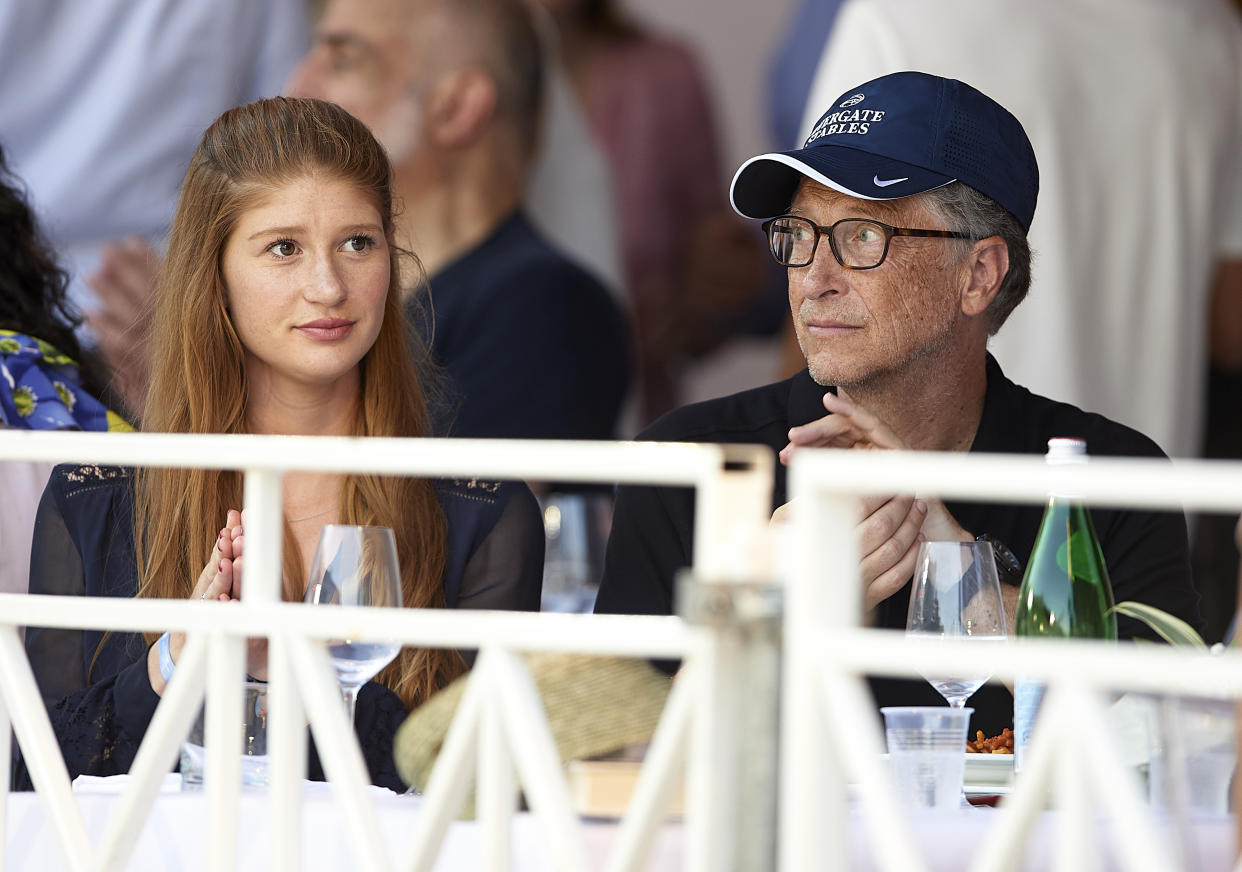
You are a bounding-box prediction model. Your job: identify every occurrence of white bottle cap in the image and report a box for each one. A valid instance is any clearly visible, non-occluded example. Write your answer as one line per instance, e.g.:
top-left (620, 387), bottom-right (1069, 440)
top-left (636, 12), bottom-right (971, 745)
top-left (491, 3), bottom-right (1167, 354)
top-left (1046, 437), bottom-right (1087, 464)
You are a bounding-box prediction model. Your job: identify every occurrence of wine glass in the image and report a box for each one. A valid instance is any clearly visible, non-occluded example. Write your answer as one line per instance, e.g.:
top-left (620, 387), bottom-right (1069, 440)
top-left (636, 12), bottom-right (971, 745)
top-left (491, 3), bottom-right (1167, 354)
top-left (538, 492), bottom-right (610, 613)
top-left (303, 525), bottom-right (403, 725)
top-left (905, 540), bottom-right (1008, 708)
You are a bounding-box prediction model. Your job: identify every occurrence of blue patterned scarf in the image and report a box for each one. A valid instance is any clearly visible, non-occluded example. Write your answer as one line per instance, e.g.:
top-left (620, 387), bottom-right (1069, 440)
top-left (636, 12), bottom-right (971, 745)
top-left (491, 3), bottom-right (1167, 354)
top-left (0, 330), bottom-right (132, 431)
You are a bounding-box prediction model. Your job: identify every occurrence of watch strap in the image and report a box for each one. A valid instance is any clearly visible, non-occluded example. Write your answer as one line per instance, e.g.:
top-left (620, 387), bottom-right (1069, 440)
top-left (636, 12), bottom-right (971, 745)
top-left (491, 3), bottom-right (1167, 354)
top-left (975, 533), bottom-right (1024, 586)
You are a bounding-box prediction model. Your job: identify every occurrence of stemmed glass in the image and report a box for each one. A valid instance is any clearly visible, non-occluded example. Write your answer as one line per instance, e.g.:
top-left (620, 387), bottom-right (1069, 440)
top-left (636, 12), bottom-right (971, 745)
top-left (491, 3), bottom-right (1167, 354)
top-left (905, 540), bottom-right (1008, 709)
top-left (303, 525), bottom-right (403, 725)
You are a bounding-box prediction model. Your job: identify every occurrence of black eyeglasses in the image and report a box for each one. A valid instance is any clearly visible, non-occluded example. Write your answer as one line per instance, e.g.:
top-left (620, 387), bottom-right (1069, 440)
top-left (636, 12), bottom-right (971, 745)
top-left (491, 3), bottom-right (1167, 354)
top-left (761, 215), bottom-right (977, 270)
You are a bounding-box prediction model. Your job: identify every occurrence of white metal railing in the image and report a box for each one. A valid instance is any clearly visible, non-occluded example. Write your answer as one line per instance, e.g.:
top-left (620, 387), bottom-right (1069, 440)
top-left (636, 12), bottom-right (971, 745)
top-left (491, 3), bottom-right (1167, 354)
top-left (3, 428), bottom-right (1242, 870)
top-left (785, 449), bottom-right (1242, 872)
top-left (0, 429), bottom-right (772, 872)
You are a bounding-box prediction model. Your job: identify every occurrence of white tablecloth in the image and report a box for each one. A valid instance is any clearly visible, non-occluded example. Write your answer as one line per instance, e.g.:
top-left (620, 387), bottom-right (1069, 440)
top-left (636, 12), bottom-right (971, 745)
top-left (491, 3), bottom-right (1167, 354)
top-left (844, 808), bottom-right (1234, 871)
top-left (2, 780), bottom-right (1232, 870)
top-left (4, 780), bottom-right (683, 871)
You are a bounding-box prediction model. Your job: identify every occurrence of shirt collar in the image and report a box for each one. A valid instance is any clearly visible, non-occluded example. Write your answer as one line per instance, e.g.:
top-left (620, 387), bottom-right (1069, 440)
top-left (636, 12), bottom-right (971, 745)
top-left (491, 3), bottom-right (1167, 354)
top-left (786, 353), bottom-right (1010, 454)
top-left (788, 368), bottom-right (836, 429)
top-left (965, 353), bottom-right (1015, 455)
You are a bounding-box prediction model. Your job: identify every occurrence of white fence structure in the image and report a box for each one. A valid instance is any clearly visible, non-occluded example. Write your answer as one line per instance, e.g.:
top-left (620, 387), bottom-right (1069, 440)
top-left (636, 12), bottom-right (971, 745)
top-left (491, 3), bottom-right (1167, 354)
top-left (0, 429), bottom-right (774, 872)
top-left (0, 428), bottom-right (1240, 870)
top-left (784, 450), bottom-right (1242, 872)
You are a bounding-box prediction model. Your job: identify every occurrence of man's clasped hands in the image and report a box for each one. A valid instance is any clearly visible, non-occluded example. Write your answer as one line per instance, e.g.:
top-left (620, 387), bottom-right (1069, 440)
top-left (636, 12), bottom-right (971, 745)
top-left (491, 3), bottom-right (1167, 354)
top-left (773, 392), bottom-right (973, 611)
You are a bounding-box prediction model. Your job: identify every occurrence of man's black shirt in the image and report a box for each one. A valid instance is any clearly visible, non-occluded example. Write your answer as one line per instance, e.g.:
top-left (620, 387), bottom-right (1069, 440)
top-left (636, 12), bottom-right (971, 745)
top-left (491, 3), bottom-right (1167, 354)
top-left (595, 355), bottom-right (1203, 734)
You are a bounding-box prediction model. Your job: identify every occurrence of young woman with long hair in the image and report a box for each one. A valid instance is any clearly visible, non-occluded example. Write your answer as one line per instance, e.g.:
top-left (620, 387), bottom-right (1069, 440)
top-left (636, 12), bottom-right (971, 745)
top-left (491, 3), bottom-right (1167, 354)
top-left (23, 98), bottom-right (543, 790)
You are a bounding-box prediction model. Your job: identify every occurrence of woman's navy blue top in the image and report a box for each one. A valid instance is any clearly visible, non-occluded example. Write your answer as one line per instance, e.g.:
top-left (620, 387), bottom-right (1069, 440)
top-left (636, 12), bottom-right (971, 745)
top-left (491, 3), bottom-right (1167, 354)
top-left (22, 464), bottom-right (544, 791)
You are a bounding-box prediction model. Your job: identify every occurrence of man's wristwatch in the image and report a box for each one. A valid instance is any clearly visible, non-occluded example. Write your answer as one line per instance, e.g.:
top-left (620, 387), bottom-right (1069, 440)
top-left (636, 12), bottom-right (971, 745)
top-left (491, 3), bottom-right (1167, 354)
top-left (975, 533), bottom-right (1024, 586)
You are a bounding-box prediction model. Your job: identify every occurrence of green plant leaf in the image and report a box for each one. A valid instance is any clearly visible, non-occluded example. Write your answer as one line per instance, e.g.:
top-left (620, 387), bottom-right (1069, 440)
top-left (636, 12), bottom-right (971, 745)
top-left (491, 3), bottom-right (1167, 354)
top-left (1112, 601), bottom-right (1207, 649)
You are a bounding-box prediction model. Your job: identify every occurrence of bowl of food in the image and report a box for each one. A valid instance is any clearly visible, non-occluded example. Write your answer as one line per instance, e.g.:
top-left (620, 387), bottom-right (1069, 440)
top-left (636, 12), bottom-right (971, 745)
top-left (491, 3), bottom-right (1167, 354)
top-left (965, 728), bottom-right (1014, 791)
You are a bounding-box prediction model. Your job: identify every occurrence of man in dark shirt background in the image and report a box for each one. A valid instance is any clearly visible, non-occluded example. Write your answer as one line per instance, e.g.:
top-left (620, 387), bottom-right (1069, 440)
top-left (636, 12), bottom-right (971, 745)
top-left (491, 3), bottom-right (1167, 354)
top-left (595, 71), bottom-right (1203, 734)
top-left (287, 0), bottom-right (630, 439)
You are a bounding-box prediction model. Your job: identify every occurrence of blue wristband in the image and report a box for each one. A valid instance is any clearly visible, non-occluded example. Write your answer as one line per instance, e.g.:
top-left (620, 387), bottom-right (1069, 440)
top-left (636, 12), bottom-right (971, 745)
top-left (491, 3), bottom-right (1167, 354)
top-left (157, 632), bottom-right (176, 684)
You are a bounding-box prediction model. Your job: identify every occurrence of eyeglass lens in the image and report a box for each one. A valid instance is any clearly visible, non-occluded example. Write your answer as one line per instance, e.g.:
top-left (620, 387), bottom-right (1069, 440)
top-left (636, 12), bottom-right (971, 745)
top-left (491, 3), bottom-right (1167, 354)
top-left (767, 217), bottom-right (888, 268)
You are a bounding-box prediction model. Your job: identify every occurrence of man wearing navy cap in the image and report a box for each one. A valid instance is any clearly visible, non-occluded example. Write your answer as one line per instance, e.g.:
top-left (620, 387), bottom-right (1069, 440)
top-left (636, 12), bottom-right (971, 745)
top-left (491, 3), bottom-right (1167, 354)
top-left (595, 71), bottom-right (1203, 733)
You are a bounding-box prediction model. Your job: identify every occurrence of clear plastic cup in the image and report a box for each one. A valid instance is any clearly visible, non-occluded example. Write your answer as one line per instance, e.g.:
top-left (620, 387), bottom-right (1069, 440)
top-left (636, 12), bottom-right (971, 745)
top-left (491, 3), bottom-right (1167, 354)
top-left (882, 706), bottom-right (973, 811)
top-left (179, 681), bottom-right (270, 791)
top-left (1148, 696), bottom-right (1236, 815)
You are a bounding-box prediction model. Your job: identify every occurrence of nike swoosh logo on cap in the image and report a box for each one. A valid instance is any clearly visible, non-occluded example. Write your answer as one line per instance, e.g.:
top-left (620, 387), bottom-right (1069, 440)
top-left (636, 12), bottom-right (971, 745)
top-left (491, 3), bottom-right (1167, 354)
top-left (873, 175), bottom-right (909, 188)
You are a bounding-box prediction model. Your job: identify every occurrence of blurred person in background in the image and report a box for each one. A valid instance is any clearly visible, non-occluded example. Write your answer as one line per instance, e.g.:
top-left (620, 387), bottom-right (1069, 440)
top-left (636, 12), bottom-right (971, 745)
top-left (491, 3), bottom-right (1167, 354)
top-left (0, 144), bottom-right (132, 598)
top-left (535, 0), bottom-right (772, 424)
top-left (285, 0), bottom-right (631, 440)
top-left (1199, 266), bottom-right (1242, 639)
top-left (766, 0), bottom-right (847, 152)
top-left (22, 98), bottom-right (544, 789)
top-left (0, 0), bottom-right (309, 415)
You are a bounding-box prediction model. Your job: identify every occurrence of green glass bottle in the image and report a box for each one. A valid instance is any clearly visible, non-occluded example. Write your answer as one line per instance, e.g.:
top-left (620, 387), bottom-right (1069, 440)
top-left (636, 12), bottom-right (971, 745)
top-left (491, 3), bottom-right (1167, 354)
top-left (1013, 438), bottom-right (1117, 769)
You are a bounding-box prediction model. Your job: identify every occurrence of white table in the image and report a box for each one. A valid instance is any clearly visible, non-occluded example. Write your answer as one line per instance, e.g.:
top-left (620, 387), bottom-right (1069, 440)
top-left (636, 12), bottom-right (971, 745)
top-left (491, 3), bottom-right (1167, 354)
top-left (2, 781), bottom-right (1232, 870)
top-left (4, 782), bottom-right (684, 871)
top-left (843, 807), bottom-right (1234, 871)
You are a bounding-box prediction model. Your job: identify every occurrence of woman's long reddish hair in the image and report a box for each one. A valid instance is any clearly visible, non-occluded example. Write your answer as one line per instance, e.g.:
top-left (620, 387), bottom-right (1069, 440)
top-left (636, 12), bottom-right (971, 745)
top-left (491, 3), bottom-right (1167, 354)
top-left (134, 97), bottom-right (463, 708)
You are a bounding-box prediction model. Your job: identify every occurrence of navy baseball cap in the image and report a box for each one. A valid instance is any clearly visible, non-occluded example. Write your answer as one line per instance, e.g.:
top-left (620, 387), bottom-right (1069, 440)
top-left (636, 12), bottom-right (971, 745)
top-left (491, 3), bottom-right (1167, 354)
top-left (730, 71), bottom-right (1039, 231)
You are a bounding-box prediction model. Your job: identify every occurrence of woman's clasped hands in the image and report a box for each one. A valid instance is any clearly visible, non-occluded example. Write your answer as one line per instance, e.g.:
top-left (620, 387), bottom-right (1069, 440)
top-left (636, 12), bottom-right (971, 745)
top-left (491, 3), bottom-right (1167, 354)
top-left (148, 509), bottom-right (253, 694)
top-left (196, 508), bottom-right (245, 603)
